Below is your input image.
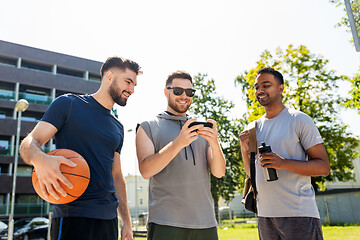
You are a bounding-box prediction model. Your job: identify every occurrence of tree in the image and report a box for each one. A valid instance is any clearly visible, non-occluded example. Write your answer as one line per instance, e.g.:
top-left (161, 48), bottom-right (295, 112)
top-left (234, 45), bottom-right (359, 191)
top-left (329, 0), bottom-right (360, 45)
top-left (344, 68), bottom-right (360, 113)
top-left (189, 73), bottom-right (246, 217)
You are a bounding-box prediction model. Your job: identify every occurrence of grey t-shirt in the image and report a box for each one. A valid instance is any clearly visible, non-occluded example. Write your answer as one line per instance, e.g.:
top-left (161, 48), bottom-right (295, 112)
top-left (255, 108), bottom-right (323, 218)
top-left (139, 112), bottom-right (217, 228)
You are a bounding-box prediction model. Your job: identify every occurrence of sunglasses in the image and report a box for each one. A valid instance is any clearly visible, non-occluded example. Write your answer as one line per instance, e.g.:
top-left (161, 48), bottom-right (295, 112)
top-left (167, 87), bottom-right (196, 97)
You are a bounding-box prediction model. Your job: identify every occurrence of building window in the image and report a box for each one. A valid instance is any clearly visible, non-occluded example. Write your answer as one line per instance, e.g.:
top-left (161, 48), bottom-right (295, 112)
top-left (89, 73), bottom-right (101, 82)
top-left (57, 66), bottom-right (84, 78)
top-left (140, 199), bottom-right (143, 205)
top-left (0, 81), bottom-right (16, 101)
top-left (0, 164), bottom-right (9, 176)
top-left (0, 136), bottom-right (11, 156)
top-left (22, 111), bottom-right (44, 122)
top-left (21, 59), bottom-right (52, 73)
top-left (19, 85), bottom-right (52, 105)
top-left (0, 55), bottom-right (17, 67)
top-left (55, 90), bottom-right (81, 98)
top-left (17, 166), bottom-right (32, 177)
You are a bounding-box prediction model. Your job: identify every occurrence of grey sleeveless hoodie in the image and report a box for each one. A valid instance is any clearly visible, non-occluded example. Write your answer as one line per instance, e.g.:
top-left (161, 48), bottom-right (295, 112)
top-left (140, 112), bottom-right (217, 228)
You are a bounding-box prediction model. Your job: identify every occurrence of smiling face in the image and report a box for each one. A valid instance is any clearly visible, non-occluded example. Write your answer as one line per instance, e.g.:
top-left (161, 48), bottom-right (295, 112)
top-left (165, 78), bottom-right (193, 116)
top-left (108, 68), bottom-right (137, 106)
top-left (254, 73), bottom-right (284, 108)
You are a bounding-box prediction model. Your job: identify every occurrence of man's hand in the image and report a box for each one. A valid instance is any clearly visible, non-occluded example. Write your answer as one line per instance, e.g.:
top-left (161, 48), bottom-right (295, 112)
top-left (120, 223), bottom-right (133, 240)
top-left (259, 152), bottom-right (286, 170)
top-left (175, 119), bottom-right (201, 148)
top-left (32, 155), bottom-right (76, 200)
top-left (239, 130), bottom-right (250, 153)
top-left (197, 119), bottom-right (219, 146)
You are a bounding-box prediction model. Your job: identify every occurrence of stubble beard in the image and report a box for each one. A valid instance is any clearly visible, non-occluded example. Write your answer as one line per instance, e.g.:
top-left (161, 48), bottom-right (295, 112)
top-left (109, 81), bottom-right (128, 106)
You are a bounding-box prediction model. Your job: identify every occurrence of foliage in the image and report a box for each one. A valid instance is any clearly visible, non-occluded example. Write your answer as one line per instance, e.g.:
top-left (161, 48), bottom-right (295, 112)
top-left (234, 45), bottom-right (359, 191)
top-left (189, 73), bottom-right (246, 210)
top-left (329, 0), bottom-right (360, 44)
top-left (343, 68), bottom-right (360, 113)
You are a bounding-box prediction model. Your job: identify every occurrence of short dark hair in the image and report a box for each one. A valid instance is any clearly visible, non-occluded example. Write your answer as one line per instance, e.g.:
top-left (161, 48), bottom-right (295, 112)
top-left (166, 71), bottom-right (192, 87)
top-left (257, 67), bottom-right (284, 85)
top-left (100, 56), bottom-right (142, 78)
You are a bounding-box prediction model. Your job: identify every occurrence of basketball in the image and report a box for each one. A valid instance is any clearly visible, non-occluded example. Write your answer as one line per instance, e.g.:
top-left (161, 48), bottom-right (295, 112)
top-left (32, 149), bottom-right (90, 204)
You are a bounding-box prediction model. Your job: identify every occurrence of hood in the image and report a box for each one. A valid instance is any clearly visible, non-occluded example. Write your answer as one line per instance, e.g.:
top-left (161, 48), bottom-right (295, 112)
top-left (157, 111), bottom-right (196, 165)
top-left (157, 111), bottom-right (191, 123)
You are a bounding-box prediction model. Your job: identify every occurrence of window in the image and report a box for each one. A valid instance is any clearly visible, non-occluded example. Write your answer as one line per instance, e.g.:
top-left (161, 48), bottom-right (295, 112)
top-left (0, 55), bottom-right (17, 67)
top-left (89, 72), bottom-right (101, 82)
top-left (17, 166), bottom-right (32, 177)
top-left (19, 85), bottom-right (52, 105)
top-left (0, 136), bottom-right (11, 156)
top-left (21, 59), bottom-right (52, 73)
top-left (55, 89), bottom-right (81, 98)
top-left (57, 66), bottom-right (84, 78)
top-left (22, 111), bottom-right (44, 122)
top-left (140, 199), bottom-right (143, 205)
top-left (0, 81), bottom-right (16, 101)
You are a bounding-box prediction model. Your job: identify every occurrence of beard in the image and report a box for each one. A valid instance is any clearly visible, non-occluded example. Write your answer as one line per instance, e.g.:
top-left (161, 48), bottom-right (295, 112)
top-left (168, 95), bottom-right (191, 114)
top-left (108, 81), bottom-right (128, 106)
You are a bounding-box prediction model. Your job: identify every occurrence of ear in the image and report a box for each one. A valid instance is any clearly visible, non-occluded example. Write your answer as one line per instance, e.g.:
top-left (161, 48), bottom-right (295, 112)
top-left (105, 70), bottom-right (113, 83)
top-left (279, 84), bottom-right (284, 94)
top-left (164, 88), bottom-right (169, 98)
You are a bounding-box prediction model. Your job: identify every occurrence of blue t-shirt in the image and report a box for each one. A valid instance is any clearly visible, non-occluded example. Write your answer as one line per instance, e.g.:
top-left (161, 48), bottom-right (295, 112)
top-left (41, 94), bottom-right (124, 219)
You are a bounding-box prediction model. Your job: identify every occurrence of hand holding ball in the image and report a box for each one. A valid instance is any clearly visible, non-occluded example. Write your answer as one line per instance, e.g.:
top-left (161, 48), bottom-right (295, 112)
top-left (32, 149), bottom-right (90, 204)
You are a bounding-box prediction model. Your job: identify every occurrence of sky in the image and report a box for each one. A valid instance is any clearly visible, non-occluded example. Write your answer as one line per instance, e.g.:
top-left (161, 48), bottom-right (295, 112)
top-left (2, 0), bottom-right (360, 176)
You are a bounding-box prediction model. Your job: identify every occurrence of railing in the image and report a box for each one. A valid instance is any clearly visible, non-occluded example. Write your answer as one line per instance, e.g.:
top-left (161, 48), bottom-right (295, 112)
top-left (0, 203), bottom-right (51, 217)
top-left (0, 147), bottom-right (11, 156)
top-left (0, 89), bottom-right (15, 101)
top-left (18, 92), bottom-right (53, 105)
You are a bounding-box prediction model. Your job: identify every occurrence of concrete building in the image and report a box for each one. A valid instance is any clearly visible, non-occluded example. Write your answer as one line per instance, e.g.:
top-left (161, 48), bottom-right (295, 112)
top-left (125, 175), bottom-right (149, 219)
top-left (0, 40), bottom-right (102, 220)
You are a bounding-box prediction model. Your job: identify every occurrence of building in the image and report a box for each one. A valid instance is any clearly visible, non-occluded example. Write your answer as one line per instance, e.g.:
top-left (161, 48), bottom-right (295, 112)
top-left (0, 40), bottom-right (102, 220)
top-left (125, 175), bottom-right (148, 220)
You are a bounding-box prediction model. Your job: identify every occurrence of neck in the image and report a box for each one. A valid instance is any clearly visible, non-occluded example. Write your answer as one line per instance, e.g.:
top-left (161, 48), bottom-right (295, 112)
top-left (91, 89), bottom-right (114, 110)
top-left (166, 106), bottom-right (187, 116)
top-left (264, 102), bottom-right (285, 119)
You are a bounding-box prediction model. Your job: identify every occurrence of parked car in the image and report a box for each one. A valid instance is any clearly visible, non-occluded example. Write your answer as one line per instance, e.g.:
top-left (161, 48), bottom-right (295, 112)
top-left (0, 217), bottom-right (49, 240)
top-left (0, 221), bottom-right (7, 233)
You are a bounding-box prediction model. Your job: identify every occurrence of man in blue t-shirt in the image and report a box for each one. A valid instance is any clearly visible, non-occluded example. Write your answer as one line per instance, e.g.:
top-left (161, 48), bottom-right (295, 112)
top-left (20, 57), bottom-right (142, 240)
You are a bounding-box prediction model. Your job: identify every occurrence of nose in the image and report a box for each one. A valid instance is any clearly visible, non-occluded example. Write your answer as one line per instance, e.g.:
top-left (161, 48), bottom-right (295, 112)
top-left (128, 84), bottom-right (135, 94)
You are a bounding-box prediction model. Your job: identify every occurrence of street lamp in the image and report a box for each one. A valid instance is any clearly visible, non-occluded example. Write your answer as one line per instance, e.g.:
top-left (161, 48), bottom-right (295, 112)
top-left (8, 99), bottom-right (29, 240)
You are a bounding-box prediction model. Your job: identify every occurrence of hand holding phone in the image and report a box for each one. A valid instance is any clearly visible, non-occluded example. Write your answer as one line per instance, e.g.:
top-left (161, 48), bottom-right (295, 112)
top-left (188, 121), bottom-right (213, 132)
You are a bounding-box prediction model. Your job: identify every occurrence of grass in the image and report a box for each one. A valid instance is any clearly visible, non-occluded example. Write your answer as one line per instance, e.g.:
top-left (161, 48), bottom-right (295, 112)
top-left (217, 224), bottom-right (360, 240)
top-left (132, 224), bottom-right (360, 240)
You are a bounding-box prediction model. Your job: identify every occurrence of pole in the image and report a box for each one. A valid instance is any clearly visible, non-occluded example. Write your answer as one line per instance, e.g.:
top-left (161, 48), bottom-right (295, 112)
top-left (344, 0), bottom-right (360, 52)
top-left (7, 111), bottom-right (22, 240)
top-left (8, 99), bottom-right (28, 240)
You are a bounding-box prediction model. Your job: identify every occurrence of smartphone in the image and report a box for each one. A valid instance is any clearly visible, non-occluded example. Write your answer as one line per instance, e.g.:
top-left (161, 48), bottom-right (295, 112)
top-left (188, 121), bottom-right (213, 130)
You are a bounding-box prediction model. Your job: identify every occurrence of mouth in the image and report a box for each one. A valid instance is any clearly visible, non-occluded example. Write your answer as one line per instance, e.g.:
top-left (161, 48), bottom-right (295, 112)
top-left (122, 91), bottom-right (131, 98)
top-left (257, 95), bottom-right (268, 100)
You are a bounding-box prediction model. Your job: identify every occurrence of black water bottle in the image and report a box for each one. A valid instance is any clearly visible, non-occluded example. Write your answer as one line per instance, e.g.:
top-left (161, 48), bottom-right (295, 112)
top-left (258, 142), bottom-right (278, 182)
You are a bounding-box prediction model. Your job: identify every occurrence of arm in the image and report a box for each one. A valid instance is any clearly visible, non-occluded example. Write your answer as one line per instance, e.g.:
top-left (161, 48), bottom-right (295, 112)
top-left (259, 143), bottom-right (330, 177)
top-left (136, 119), bottom-right (201, 179)
top-left (19, 121), bottom-right (76, 199)
top-left (113, 152), bottom-right (133, 240)
top-left (198, 119), bottom-right (226, 178)
top-left (239, 130), bottom-right (251, 176)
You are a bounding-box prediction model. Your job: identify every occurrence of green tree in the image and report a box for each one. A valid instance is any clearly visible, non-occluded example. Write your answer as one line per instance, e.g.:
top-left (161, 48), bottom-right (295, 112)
top-left (189, 73), bottom-right (246, 217)
top-left (234, 45), bottom-right (359, 191)
top-left (329, 0), bottom-right (360, 44)
top-left (344, 68), bottom-right (360, 113)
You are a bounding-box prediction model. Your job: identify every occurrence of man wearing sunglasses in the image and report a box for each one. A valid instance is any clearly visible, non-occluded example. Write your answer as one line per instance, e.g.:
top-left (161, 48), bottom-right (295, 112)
top-left (136, 71), bottom-right (226, 240)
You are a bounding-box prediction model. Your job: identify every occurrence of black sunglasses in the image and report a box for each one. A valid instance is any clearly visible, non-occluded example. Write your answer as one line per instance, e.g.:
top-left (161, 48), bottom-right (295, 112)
top-left (167, 87), bottom-right (196, 97)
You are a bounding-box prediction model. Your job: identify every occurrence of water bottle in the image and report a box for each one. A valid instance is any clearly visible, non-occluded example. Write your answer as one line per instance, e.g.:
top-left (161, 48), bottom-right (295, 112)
top-left (258, 142), bottom-right (278, 182)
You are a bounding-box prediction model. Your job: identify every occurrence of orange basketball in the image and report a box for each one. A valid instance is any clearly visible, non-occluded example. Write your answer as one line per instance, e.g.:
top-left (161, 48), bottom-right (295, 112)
top-left (32, 149), bottom-right (90, 204)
